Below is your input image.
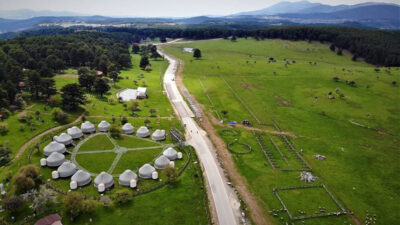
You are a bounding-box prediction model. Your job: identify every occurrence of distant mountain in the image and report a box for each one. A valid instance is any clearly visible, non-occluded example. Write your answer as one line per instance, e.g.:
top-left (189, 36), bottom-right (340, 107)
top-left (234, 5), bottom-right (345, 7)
top-left (233, 1), bottom-right (323, 16)
top-left (0, 9), bottom-right (87, 19)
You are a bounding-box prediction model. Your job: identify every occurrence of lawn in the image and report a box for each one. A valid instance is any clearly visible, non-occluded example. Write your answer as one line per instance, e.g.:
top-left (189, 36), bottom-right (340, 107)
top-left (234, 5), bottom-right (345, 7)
top-left (115, 135), bottom-right (163, 148)
top-left (78, 134), bottom-right (116, 152)
top-left (112, 148), bottom-right (165, 174)
top-left (75, 152), bottom-right (116, 174)
top-left (163, 38), bottom-right (400, 224)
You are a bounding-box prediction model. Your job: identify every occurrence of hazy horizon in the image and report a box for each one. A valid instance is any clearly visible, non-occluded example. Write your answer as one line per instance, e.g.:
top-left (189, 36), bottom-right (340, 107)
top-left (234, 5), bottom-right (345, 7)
top-left (0, 0), bottom-right (399, 18)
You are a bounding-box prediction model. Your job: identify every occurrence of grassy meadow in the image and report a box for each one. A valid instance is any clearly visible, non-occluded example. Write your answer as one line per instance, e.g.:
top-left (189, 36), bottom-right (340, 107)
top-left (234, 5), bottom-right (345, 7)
top-left (163, 38), bottom-right (400, 224)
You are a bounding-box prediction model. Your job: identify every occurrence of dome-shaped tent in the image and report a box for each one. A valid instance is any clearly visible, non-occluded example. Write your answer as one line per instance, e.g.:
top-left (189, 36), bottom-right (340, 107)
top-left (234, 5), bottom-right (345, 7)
top-left (119, 169), bottom-right (138, 186)
top-left (136, 126), bottom-right (150, 138)
top-left (46, 152), bottom-right (65, 167)
top-left (54, 133), bottom-right (73, 145)
top-left (154, 155), bottom-right (171, 169)
top-left (43, 141), bottom-right (66, 157)
top-left (139, 163), bottom-right (156, 179)
top-left (163, 147), bottom-right (178, 160)
top-left (67, 126), bottom-right (83, 139)
top-left (81, 121), bottom-right (95, 134)
top-left (71, 170), bottom-right (91, 187)
top-left (122, 123), bottom-right (135, 135)
top-left (98, 120), bottom-right (110, 132)
top-left (94, 172), bottom-right (114, 189)
top-left (152, 129), bottom-right (166, 141)
top-left (57, 161), bottom-right (77, 178)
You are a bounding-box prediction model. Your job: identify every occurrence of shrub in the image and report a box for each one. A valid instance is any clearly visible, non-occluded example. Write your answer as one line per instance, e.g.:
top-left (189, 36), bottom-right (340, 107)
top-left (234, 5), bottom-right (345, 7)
top-left (52, 107), bottom-right (68, 123)
top-left (48, 96), bottom-right (58, 107)
top-left (3, 196), bottom-right (24, 213)
top-left (114, 189), bottom-right (132, 205)
top-left (121, 116), bottom-right (128, 125)
top-left (165, 165), bottom-right (178, 184)
top-left (0, 123), bottom-right (9, 135)
top-left (110, 126), bottom-right (121, 139)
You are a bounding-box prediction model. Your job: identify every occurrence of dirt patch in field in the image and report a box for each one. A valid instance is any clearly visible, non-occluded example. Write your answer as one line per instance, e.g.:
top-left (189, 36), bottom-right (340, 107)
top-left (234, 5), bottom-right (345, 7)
top-left (275, 95), bottom-right (292, 106)
top-left (171, 54), bottom-right (273, 225)
top-left (239, 83), bottom-right (256, 90)
top-left (56, 74), bottom-right (78, 78)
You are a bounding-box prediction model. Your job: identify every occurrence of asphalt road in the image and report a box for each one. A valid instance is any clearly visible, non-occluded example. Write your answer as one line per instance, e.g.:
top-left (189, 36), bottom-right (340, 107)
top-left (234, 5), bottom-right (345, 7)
top-left (158, 49), bottom-right (240, 225)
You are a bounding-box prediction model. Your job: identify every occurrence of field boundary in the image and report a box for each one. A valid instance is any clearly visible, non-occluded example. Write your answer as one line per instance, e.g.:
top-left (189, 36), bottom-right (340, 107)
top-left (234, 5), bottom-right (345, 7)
top-left (199, 79), bottom-right (222, 120)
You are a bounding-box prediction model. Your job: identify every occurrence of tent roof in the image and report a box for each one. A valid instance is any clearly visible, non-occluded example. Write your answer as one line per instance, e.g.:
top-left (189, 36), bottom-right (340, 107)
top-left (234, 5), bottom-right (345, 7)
top-left (56, 133), bottom-right (72, 142)
top-left (44, 141), bottom-right (65, 152)
top-left (139, 163), bottom-right (155, 175)
top-left (94, 172), bottom-right (113, 186)
top-left (119, 169), bottom-right (138, 182)
top-left (46, 152), bottom-right (65, 162)
top-left (81, 121), bottom-right (95, 129)
top-left (137, 126), bottom-right (149, 134)
top-left (163, 147), bottom-right (177, 156)
top-left (68, 126), bottom-right (82, 135)
top-left (122, 123), bottom-right (134, 130)
top-left (152, 129), bottom-right (165, 137)
top-left (98, 120), bottom-right (110, 128)
top-left (57, 161), bottom-right (77, 173)
top-left (155, 155), bottom-right (170, 168)
top-left (71, 170), bottom-right (91, 182)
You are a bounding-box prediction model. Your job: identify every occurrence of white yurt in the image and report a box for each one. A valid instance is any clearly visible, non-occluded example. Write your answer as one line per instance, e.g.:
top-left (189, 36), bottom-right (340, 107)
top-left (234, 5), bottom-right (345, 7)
top-left (43, 141), bottom-right (66, 157)
top-left (163, 147), bottom-right (178, 160)
top-left (54, 133), bottom-right (73, 145)
top-left (122, 123), bottom-right (135, 135)
top-left (46, 152), bottom-right (65, 167)
top-left (94, 172), bottom-right (114, 189)
top-left (139, 163), bottom-right (156, 179)
top-left (98, 120), bottom-right (110, 132)
top-left (119, 169), bottom-right (138, 186)
top-left (67, 126), bottom-right (83, 139)
top-left (81, 121), bottom-right (95, 134)
top-left (71, 170), bottom-right (91, 187)
top-left (151, 129), bottom-right (166, 141)
top-left (154, 155), bottom-right (171, 169)
top-left (57, 161), bottom-right (77, 178)
top-left (136, 126), bottom-right (150, 138)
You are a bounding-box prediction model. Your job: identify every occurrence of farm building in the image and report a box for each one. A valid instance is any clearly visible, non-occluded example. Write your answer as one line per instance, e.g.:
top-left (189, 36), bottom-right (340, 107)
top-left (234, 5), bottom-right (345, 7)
top-left (163, 147), bottom-right (178, 160)
top-left (57, 161), bottom-right (77, 178)
top-left (119, 169), bottom-right (138, 186)
top-left (139, 163), bottom-right (156, 179)
top-left (116, 87), bottom-right (147, 101)
top-left (122, 123), bottom-right (135, 134)
top-left (67, 126), bottom-right (83, 139)
top-left (137, 126), bottom-right (150, 138)
top-left (71, 170), bottom-right (91, 187)
top-left (152, 129), bottom-right (166, 141)
top-left (44, 141), bottom-right (66, 157)
top-left (81, 121), bottom-right (95, 133)
top-left (53, 133), bottom-right (73, 145)
top-left (46, 152), bottom-right (65, 167)
top-left (98, 120), bottom-right (110, 132)
top-left (154, 155), bottom-right (171, 169)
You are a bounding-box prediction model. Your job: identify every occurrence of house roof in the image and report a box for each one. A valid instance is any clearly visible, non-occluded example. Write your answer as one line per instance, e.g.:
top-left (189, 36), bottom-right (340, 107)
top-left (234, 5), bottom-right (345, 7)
top-left (35, 213), bottom-right (62, 225)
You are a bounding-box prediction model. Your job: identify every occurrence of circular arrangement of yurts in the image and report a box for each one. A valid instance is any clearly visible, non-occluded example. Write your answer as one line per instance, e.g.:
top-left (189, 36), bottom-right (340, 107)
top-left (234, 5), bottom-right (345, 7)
top-left (43, 141), bottom-right (66, 157)
top-left (119, 169), bottom-right (138, 187)
top-left (67, 126), bottom-right (83, 139)
top-left (57, 161), bottom-right (77, 178)
top-left (46, 152), bottom-right (65, 167)
top-left (71, 170), bottom-right (91, 187)
top-left (54, 133), bottom-right (73, 145)
top-left (94, 172), bottom-right (114, 190)
top-left (122, 123), bottom-right (135, 135)
top-left (154, 155), bottom-right (171, 169)
top-left (81, 121), bottom-right (95, 134)
top-left (98, 120), bottom-right (111, 132)
top-left (137, 126), bottom-right (150, 138)
top-left (163, 147), bottom-right (178, 160)
top-left (152, 129), bottom-right (166, 141)
top-left (139, 163), bottom-right (156, 179)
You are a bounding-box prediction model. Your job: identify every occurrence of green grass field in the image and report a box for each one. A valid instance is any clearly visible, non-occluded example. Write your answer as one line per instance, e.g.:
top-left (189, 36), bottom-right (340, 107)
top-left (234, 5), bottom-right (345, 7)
top-left (78, 134), bottom-right (115, 151)
top-left (163, 38), bottom-right (400, 224)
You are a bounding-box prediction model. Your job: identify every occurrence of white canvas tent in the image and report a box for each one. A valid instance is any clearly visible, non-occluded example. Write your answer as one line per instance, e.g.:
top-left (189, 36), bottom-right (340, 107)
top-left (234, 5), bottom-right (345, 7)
top-left (98, 120), bottom-right (110, 132)
top-left (43, 141), bottom-right (66, 157)
top-left (54, 133), bottom-right (73, 145)
top-left (94, 172), bottom-right (114, 189)
top-left (152, 129), bottom-right (166, 141)
top-left (46, 152), bottom-right (65, 167)
top-left (154, 155), bottom-right (171, 169)
top-left (163, 147), bottom-right (178, 160)
top-left (57, 161), bottom-right (77, 178)
top-left (139, 163), bottom-right (156, 179)
top-left (81, 121), bottom-right (95, 134)
top-left (119, 169), bottom-right (138, 186)
top-left (137, 126), bottom-right (150, 138)
top-left (71, 170), bottom-right (91, 186)
top-left (122, 123), bottom-right (135, 135)
top-left (67, 126), bottom-right (83, 139)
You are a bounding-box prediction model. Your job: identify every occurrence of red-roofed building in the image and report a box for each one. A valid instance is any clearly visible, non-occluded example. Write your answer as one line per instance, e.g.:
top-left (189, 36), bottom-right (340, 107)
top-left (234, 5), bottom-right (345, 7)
top-left (96, 71), bottom-right (103, 76)
top-left (35, 213), bottom-right (62, 225)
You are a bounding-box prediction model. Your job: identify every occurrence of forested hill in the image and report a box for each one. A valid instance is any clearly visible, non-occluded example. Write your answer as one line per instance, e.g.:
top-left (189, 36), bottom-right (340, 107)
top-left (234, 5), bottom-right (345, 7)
top-left (0, 32), bottom-right (131, 113)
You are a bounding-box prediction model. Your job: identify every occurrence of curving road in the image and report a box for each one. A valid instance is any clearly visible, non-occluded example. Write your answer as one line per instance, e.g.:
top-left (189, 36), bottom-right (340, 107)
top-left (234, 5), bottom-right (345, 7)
top-left (158, 46), bottom-right (240, 225)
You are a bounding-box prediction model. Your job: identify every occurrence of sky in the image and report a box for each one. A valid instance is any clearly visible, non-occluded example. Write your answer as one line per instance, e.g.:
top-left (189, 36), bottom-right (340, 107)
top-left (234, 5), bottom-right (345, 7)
top-left (0, 0), bottom-right (398, 17)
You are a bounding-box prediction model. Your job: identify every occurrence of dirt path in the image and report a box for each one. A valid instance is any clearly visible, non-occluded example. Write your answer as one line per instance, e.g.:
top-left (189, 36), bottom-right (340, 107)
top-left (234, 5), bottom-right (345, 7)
top-left (55, 74), bottom-right (78, 78)
top-left (13, 112), bottom-right (85, 160)
top-left (173, 56), bottom-right (272, 225)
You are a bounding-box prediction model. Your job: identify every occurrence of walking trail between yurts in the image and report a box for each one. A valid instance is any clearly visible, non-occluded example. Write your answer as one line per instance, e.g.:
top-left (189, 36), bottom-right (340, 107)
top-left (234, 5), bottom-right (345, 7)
top-left (13, 112), bottom-right (85, 161)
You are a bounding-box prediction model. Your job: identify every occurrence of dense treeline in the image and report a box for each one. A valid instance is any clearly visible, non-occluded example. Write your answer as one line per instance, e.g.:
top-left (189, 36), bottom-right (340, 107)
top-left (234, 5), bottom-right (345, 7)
top-left (6, 26), bottom-right (399, 66)
top-left (0, 31), bottom-right (131, 115)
